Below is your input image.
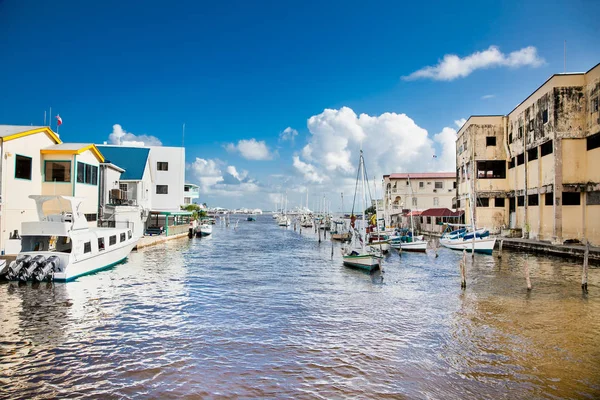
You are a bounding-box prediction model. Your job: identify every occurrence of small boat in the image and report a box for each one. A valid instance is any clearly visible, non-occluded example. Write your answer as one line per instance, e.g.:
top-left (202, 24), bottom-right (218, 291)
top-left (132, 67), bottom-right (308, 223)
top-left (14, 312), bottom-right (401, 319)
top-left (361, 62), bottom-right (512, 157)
top-left (439, 225), bottom-right (496, 254)
top-left (331, 232), bottom-right (351, 241)
top-left (247, 217), bottom-right (256, 222)
top-left (342, 150), bottom-right (383, 272)
top-left (196, 221), bottom-right (213, 237)
top-left (2, 195), bottom-right (138, 282)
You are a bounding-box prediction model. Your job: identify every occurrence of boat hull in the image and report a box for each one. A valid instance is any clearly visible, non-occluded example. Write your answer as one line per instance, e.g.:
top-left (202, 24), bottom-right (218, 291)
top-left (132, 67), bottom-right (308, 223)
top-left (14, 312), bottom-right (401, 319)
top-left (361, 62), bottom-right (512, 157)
top-left (331, 233), bottom-right (351, 241)
top-left (439, 237), bottom-right (496, 255)
top-left (396, 240), bottom-right (427, 252)
top-left (342, 254), bottom-right (382, 271)
top-left (368, 241), bottom-right (391, 253)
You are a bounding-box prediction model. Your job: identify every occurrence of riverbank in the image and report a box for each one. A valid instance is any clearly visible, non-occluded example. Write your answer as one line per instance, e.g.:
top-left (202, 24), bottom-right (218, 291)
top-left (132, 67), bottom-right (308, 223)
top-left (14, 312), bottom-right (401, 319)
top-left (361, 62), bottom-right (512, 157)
top-left (134, 232), bottom-right (190, 250)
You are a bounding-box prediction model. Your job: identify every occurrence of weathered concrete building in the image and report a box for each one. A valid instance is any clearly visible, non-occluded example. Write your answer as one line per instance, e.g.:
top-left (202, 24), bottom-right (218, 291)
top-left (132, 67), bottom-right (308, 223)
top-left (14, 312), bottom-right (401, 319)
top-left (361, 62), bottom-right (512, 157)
top-left (457, 62), bottom-right (600, 245)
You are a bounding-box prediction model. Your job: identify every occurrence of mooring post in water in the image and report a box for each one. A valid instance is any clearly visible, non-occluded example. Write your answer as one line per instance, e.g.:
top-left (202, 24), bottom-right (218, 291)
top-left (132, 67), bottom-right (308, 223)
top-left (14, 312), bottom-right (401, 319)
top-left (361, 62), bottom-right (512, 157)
top-left (318, 226), bottom-right (321, 243)
top-left (294, 221), bottom-right (297, 232)
top-left (582, 240), bottom-right (589, 293)
top-left (498, 239), bottom-right (503, 259)
top-left (331, 239), bottom-right (334, 259)
top-left (460, 249), bottom-right (467, 289)
top-left (324, 227), bottom-right (327, 239)
top-left (524, 256), bottom-right (532, 291)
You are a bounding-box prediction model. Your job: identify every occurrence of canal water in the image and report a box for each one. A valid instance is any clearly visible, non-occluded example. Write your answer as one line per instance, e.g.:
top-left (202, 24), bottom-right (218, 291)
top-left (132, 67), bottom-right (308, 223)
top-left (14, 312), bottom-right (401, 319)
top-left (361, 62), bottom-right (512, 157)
top-left (1, 215), bottom-right (599, 399)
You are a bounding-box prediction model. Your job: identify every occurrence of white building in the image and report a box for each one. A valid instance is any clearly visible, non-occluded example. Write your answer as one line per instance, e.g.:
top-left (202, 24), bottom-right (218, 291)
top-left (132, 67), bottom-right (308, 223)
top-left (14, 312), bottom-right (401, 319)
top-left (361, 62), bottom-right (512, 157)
top-left (183, 183), bottom-right (200, 205)
top-left (0, 126), bottom-right (104, 255)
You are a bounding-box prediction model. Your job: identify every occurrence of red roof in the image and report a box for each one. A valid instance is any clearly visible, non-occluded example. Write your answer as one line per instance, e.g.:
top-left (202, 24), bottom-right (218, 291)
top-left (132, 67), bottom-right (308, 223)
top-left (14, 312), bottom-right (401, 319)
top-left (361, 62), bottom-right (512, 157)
top-left (406, 210), bottom-right (422, 216)
top-left (420, 208), bottom-right (464, 217)
top-left (385, 172), bottom-right (455, 179)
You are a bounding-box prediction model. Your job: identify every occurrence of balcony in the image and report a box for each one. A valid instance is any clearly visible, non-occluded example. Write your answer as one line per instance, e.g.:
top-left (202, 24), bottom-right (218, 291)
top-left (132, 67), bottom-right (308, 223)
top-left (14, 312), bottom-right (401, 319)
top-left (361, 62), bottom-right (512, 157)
top-left (109, 188), bottom-right (138, 206)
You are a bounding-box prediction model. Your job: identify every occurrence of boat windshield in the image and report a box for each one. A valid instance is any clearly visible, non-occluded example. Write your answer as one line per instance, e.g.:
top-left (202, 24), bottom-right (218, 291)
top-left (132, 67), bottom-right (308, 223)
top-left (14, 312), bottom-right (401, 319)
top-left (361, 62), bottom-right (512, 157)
top-left (21, 235), bottom-right (72, 253)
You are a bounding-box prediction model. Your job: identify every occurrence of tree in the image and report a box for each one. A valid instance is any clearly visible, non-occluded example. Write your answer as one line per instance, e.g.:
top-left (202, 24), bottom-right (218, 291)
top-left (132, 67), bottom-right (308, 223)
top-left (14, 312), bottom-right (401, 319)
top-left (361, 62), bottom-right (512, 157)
top-left (364, 205), bottom-right (376, 215)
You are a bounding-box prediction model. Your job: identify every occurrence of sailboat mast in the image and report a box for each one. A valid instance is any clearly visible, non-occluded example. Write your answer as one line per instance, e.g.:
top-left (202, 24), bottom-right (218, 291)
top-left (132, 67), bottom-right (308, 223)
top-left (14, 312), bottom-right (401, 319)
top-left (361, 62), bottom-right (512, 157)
top-left (360, 151), bottom-right (367, 253)
top-left (408, 175), bottom-right (415, 237)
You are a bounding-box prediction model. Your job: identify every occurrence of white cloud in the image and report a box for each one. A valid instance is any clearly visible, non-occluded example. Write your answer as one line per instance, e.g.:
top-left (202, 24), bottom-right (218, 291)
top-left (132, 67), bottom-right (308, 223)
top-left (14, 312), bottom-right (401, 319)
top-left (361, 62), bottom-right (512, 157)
top-left (403, 45), bottom-right (545, 81)
top-left (225, 138), bottom-right (273, 160)
top-left (279, 127), bottom-right (298, 142)
top-left (108, 124), bottom-right (162, 147)
top-left (454, 118), bottom-right (467, 129)
top-left (293, 156), bottom-right (325, 183)
top-left (481, 94), bottom-right (496, 100)
top-left (292, 107), bottom-right (457, 198)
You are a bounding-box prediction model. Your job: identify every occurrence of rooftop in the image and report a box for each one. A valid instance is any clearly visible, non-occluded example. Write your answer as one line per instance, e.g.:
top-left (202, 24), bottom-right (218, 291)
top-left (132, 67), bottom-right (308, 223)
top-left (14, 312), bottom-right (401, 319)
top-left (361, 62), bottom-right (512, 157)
top-left (385, 172), bottom-right (455, 179)
top-left (42, 143), bottom-right (104, 162)
top-left (0, 125), bottom-right (61, 143)
top-left (96, 145), bottom-right (150, 180)
top-left (420, 208), bottom-right (464, 217)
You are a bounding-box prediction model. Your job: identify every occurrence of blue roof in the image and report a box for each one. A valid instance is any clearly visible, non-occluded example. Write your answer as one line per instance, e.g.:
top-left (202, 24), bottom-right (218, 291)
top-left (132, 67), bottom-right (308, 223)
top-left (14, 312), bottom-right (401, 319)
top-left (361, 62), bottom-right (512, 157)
top-left (96, 145), bottom-right (150, 180)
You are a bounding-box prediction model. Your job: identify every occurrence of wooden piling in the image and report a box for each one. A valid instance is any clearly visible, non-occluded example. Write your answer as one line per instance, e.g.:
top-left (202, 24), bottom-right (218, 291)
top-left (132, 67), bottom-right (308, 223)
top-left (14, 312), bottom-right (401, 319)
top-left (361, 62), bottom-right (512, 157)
top-left (324, 227), bottom-right (327, 239)
top-left (582, 241), bottom-right (589, 293)
top-left (524, 258), bottom-right (532, 291)
top-left (318, 227), bottom-right (321, 243)
top-left (498, 239), bottom-right (503, 259)
top-left (460, 249), bottom-right (467, 289)
top-left (331, 239), bottom-right (334, 259)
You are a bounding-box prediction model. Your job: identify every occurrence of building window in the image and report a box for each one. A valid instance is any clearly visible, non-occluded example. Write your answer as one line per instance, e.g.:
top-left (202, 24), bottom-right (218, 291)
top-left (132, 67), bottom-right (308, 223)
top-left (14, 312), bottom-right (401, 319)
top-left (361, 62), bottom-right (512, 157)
top-left (184, 186), bottom-right (190, 192)
top-left (15, 155), bottom-right (32, 180)
top-left (120, 183), bottom-right (128, 192)
top-left (157, 162), bottom-right (169, 171)
top-left (109, 235), bottom-right (117, 246)
top-left (477, 198), bottom-right (489, 207)
top-left (419, 182), bottom-right (424, 188)
top-left (45, 161), bottom-right (71, 182)
top-left (476, 161), bottom-right (506, 179)
top-left (587, 191), bottom-right (600, 205)
top-left (406, 180), bottom-right (410, 185)
top-left (98, 237), bottom-right (105, 251)
top-left (486, 136), bottom-right (496, 146)
top-left (453, 181), bottom-right (457, 189)
top-left (529, 119), bottom-right (534, 131)
top-left (545, 193), bottom-right (554, 206)
top-left (433, 197), bottom-right (439, 206)
top-left (592, 97), bottom-right (599, 113)
top-left (434, 181), bottom-right (443, 189)
top-left (528, 194), bottom-right (539, 206)
top-left (156, 185), bottom-right (169, 194)
top-left (527, 148), bottom-right (538, 162)
top-left (495, 198), bottom-right (505, 207)
top-left (518, 123), bottom-right (523, 138)
top-left (128, 230), bottom-right (133, 239)
top-left (83, 241), bottom-right (91, 254)
top-left (76, 162), bottom-right (98, 185)
top-left (85, 213), bottom-right (97, 222)
top-left (540, 140), bottom-right (553, 157)
top-left (508, 158), bottom-right (515, 169)
top-left (412, 197), bottom-right (417, 207)
top-left (517, 196), bottom-right (525, 207)
top-left (426, 216), bottom-right (432, 224)
top-left (120, 233), bottom-right (126, 242)
top-left (562, 192), bottom-right (580, 206)
top-left (542, 109), bottom-right (549, 124)
top-left (508, 132), bottom-right (513, 143)
top-left (587, 131), bottom-right (600, 151)
top-left (516, 153), bottom-right (525, 166)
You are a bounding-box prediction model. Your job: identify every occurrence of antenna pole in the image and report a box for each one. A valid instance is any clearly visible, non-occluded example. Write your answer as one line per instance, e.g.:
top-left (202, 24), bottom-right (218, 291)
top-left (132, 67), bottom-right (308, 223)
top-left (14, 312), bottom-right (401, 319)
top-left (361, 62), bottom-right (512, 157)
top-left (182, 123), bottom-right (185, 147)
top-left (564, 40), bottom-right (566, 73)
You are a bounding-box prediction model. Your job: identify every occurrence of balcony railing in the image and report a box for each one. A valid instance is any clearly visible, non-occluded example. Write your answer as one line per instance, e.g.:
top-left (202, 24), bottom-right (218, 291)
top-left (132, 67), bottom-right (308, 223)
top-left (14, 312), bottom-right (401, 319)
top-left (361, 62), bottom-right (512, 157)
top-left (109, 189), bottom-right (138, 206)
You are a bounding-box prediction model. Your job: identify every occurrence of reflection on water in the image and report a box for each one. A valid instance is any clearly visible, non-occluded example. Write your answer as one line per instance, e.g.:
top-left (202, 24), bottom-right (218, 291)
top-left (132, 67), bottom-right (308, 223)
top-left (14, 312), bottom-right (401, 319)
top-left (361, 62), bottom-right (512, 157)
top-left (1, 216), bottom-right (599, 399)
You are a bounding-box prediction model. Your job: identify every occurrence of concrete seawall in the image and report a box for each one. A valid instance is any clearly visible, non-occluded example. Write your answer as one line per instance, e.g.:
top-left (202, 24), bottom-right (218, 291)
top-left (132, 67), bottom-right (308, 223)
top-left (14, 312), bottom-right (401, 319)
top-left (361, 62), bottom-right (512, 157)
top-left (134, 233), bottom-right (190, 250)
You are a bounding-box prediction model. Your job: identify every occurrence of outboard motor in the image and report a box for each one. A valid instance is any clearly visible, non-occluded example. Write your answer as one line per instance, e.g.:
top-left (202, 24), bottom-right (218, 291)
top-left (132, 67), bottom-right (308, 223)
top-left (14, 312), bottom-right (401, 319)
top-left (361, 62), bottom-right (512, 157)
top-left (32, 256), bottom-right (60, 282)
top-left (18, 255), bottom-right (46, 282)
top-left (6, 255), bottom-right (32, 281)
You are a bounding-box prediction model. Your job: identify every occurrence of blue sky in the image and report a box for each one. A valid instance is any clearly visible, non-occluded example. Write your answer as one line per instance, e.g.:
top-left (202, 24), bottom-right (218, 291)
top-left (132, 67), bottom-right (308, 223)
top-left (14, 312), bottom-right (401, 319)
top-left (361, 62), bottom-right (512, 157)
top-left (1, 0), bottom-right (599, 210)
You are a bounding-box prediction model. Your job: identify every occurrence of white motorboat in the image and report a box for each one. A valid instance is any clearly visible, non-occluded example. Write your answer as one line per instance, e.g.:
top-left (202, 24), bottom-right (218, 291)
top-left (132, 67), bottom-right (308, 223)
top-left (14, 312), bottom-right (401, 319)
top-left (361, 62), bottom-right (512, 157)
top-left (2, 196), bottom-right (138, 282)
top-left (391, 239), bottom-right (428, 252)
top-left (196, 222), bottom-right (213, 237)
top-left (277, 216), bottom-right (291, 227)
top-left (439, 226), bottom-right (496, 254)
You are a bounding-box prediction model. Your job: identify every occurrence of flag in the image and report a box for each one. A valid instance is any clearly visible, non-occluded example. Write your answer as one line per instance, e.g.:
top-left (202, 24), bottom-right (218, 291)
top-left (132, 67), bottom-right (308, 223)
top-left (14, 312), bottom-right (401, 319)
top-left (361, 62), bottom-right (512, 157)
top-left (56, 115), bottom-right (63, 126)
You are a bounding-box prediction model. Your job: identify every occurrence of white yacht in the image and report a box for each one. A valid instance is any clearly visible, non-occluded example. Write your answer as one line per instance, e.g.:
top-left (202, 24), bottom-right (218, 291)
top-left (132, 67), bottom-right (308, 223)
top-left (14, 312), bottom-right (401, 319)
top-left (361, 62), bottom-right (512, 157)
top-left (3, 196), bottom-right (138, 282)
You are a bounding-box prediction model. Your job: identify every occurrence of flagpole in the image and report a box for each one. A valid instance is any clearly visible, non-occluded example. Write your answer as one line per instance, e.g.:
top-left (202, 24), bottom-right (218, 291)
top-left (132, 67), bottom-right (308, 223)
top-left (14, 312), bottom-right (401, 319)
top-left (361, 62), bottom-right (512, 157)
top-left (44, 111), bottom-right (46, 126)
top-left (49, 107), bottom-right (52, 129)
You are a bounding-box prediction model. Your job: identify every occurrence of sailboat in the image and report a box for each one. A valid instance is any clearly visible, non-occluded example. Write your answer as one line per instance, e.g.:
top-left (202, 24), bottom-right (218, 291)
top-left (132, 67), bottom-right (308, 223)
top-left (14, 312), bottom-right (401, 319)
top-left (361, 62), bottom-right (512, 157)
top-left (367, 178), bottom-right (391, 253)
top-left (331, 193), bottom-right (351, 241)
top-left (277, 192), bottom-right (291, 227)
top-left (439, 164), bottom-right (496, 254)
top-left (341, 150), bottom-right (383, 271)
top-left (390, 175), bottom-right (428, 252)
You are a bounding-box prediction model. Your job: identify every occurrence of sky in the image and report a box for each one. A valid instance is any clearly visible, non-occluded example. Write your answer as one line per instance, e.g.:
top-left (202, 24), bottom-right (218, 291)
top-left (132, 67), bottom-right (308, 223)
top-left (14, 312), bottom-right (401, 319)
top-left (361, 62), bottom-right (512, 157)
top-left (1, 0), bottom-right (599, 211)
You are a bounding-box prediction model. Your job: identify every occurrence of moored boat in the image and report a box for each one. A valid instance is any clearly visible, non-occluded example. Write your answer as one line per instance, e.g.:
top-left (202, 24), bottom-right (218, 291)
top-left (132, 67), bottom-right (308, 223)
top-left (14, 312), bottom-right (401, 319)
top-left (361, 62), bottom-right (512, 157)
top-left (196, 221), bottom-right (213, 236)
top-left (439, 225), bottom-right (496, 254)
top-left (2, 195), bottom-right (138, 282)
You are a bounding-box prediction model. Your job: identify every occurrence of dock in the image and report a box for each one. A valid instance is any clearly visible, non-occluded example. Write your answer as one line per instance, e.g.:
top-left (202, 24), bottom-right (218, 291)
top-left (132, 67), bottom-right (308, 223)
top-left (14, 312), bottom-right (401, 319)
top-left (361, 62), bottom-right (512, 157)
top-left (134, 232), bottom-right (190, 250)
top-left (498, 237), bottom-right (600, 263)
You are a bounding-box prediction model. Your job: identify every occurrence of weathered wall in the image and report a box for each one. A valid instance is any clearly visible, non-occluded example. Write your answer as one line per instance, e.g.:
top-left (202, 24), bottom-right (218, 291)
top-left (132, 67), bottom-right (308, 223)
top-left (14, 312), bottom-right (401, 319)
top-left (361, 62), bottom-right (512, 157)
top-left (561, 138), bottom-right (587, 184)
top-left (586, 205), bottom-right (600, 245)
top-left (562, 201), bottom-right (583, 241)
top-left (527, 205), bottom-right (540, 239)
top-left (585, 64), bottom-right (600, 136)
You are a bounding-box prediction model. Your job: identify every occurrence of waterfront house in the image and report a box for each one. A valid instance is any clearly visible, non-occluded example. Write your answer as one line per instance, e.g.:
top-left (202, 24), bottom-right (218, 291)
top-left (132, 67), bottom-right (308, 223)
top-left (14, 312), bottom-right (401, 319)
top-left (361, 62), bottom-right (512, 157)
top-left (418, 208), bottom-right (464, 235)
top-left (183, 183), bottom-right (200, 205)
top-left (0, 126), bottom-right (104, 255)
top-left (383, 172), bottom-right (457, 227)
top-left (456, 62), bottom-right (600, 245)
